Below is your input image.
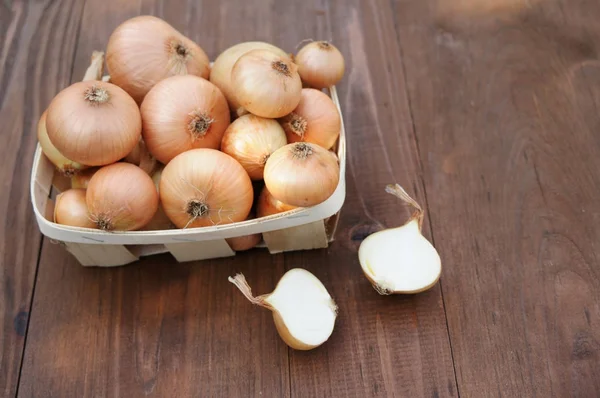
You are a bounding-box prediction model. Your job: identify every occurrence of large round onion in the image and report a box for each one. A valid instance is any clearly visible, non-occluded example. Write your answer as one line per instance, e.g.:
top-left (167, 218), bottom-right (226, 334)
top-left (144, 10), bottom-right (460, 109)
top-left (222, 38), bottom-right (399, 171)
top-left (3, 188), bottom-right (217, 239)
top-left (264, 142), bottom-right (339, 207)
top-left (210, 42), bottom-right (288, 111)
top-left (141, 75), bottom-right (231, 164)
top-left (280, 88), bottom-right (341, 150)
top-left (106, 15), bottom-right (210, 103)
top-left (160, 149), bottom-right (253, 229)
top-left (231, 49), bottom-right (302, 118)
top-left (221, 114), bottom-right (287, 180)
top-left (86, 163), bottom-right (158, 231)
top-left (46, 81), bottom-right (142, 166)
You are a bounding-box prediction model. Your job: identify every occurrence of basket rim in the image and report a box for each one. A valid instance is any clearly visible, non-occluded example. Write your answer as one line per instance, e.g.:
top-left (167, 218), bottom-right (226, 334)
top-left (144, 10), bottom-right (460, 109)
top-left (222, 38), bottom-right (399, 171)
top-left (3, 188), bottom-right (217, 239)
top-left (30, 86), bottom-right (347, 245)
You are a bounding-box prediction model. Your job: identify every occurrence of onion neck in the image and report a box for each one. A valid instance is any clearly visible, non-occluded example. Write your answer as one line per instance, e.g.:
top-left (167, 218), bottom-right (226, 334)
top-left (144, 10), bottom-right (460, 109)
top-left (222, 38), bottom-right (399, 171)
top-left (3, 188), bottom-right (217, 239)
top-left (272, 60), bottom-right (292, 77)
top-left (84, 85), bottom-right (110, 105)
top-left (94, 215), bottom-right (114, 231)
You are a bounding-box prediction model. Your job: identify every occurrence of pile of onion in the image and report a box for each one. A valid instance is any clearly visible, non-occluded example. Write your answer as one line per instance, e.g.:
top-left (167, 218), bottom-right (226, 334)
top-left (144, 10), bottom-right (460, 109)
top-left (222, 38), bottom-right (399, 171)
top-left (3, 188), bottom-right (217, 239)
top-left (39, 23), bottom-right (346, 244)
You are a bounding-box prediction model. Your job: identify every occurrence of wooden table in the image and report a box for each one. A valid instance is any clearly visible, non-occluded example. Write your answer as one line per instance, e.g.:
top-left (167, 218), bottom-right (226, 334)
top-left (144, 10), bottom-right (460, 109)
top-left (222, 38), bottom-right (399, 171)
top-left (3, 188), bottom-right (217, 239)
top-left (3, 0), bottom-right (600, 397)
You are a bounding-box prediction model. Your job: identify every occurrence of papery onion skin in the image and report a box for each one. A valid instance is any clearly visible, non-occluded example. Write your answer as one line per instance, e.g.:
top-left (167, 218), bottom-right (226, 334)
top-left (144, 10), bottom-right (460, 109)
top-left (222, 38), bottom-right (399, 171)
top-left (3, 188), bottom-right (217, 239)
top-left (256, 186), bottom-right (297, 218)
top-left (141, 75), bottom-right (231, 164)
top-left (54, 189), bottom-right (97, 229)
top-left (221, 114), bottom-right (287, 180)
top-left (231, 49), bottom-right (302, 118)
top-left (106, 15), bottom-right (210, 103)
top-left (71, 167), bottom-right (100, 189)
top-left (123, 138), bottom-right (157, 175)
top-left (295, 41), bottom-right (345, 88)
top-left (37, 111), bottom-right (88, 177)
top-left (210, 42), bottom-right (289, 111)
top-left (46, 81), bottom-right (142, 166)
top-left (86, 163), bottom-right (158, 231)
top-left (264, 142), bottom-right (339, 207)
top-left (159, 149), bottom-right (253, 229)
top-left (280, 88), bottom-right (341, 150)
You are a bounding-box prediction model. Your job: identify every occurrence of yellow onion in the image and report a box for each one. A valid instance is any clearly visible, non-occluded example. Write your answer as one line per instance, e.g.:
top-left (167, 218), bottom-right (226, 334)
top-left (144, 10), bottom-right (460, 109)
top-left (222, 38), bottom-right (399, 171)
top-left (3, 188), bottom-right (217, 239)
top-left (295, 41), bottom-right (345, 88)
top-left (228, 269), bottom-right (337, 350)
top-left (280, 88), bottom-right (341, 149)
top-left (106, 15), bottom-right (210, 103)
top-left (54, 189), bottom-right (96, 229)
top-left (210, 42), bottom-right (289, 111)
top-left (226, 213), bottom-right (262, 251)
top-left (70, 167), bottom-right (100, 189)
top-left (264, 142), bottom-right (339, 207)
top-left (221, 114), bottom-right (287, 180)
top-left (141, 75), bottom-right (230, 164)
top-left (37, 110), bottom-right (88, 177)
top-left (256, 186), bottom-right (297, 218)
top-left (46, 81), bottom-right (141, 166)
top-left (159, 149), bottom-right (253, 229)
top-left (86, 163), bottom-right (158, 231)
top-left (231, 49), bottom-right (302, 118)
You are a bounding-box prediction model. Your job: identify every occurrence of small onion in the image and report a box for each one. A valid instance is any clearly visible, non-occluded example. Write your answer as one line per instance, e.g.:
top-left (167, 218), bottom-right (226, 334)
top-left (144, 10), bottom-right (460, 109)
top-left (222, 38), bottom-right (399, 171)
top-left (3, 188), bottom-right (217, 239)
top-left (256, 186), bottom-right (297, 218)
top-left (221, 114), bottom-right (287, 180)
top-left (226, 213), bottom-right (262, 251)
top-left (264, 142), bottom-right (339, 207)
top-left (210, 42), bottom-right (289, 111)
top-left (54, 189), bottom-right (96, 229)
top-left (160, 149), bottom-right (253, 229)
top-left (279, 88), bottom-right (341, 150)
top-left (37, 110), bottom-right (88, 177)
top-left (86, 163), bottom-right (158, 231)
top-left (106, 15), bottom-right (210, 103)
top-left (46, 81), bottom-right (142, 166)
top-left (141, 75), bottom-right (231, 164)
top-left (231, 49), bottom-right (302, 118)
top-left (295, 41), bottom-right (345, 88)
top-left (71, 167), bottom-right (100, 189)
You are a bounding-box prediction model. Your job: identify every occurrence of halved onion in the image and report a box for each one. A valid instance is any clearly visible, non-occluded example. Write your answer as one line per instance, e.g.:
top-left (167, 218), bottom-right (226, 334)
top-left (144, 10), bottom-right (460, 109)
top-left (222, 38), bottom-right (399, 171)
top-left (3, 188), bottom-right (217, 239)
top-left (106, 15), bottom-right (210, 103)
top-left (159, 149), bottom-right (253, 228)
top-left (141, 75), bottom-right (231, 164)
top-left (221, 114), bottom-right (287, 180)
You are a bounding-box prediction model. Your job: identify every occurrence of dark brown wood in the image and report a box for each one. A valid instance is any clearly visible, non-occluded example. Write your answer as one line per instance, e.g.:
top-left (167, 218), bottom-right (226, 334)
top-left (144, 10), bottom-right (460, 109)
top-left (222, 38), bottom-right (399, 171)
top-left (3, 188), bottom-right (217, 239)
top-left (0, 1), bottom-right (86, 396)
top-left (284, 0), bottom-right (458, 397)
top-left (392, 0), bottom-right (600, 396)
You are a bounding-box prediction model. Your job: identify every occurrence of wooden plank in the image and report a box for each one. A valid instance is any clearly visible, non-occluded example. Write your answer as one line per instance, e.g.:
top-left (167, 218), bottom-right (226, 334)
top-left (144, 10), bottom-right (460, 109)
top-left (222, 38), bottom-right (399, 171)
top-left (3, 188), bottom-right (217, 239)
top-left (18, 1), bottom-right (291, 397)
top-left (263, 221), bottom-right (329, 254)
top-left (165, 240), bottom-right (235, 263)
top-left (0, 1), bottom-right (86, 397)
top-left (392, 0), bottom-right (600, 396)
top-left (283, 0), bottom-right (458, 397)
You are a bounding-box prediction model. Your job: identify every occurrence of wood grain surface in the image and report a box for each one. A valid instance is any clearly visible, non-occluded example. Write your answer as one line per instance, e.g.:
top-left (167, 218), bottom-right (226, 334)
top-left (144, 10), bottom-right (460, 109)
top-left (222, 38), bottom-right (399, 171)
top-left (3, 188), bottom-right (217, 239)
top-left (4, 0), bottom-right (600, 397)
top-left (0, 1), bottom-right (86, 396)
top-left (392, 0), bottom-right (600, 396)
